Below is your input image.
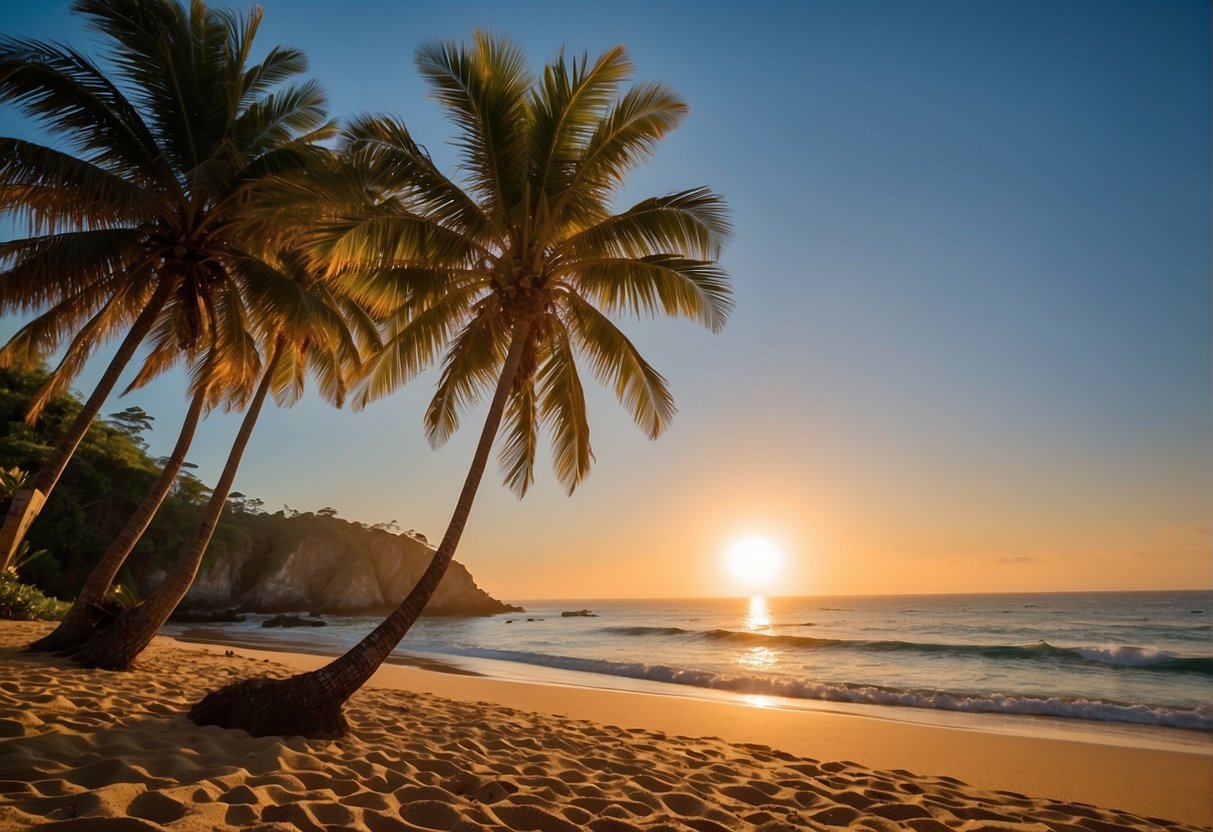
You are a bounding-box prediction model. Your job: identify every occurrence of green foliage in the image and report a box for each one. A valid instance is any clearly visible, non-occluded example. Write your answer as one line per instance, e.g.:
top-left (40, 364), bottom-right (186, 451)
top-left (0, 574), bottom-right (69, 621)
top-left (0, 365), bottom-right (340, 602)
top-left (0, 466), bottom-right (27, 497)
top-left (4, 540), bottom-right (48, 579)
top-left (107, 406), bottom-right (155, 449)
top-left (0, 366), bottom-right (237, 597)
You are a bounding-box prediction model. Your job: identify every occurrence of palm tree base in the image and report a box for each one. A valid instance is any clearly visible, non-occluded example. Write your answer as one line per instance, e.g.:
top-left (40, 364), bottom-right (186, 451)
top-left (26, 598), bottom-right (120, 654)
top-left (188, 674), bottom-right (350, 738)
top-left (68, 604), bottom-right (161, 671)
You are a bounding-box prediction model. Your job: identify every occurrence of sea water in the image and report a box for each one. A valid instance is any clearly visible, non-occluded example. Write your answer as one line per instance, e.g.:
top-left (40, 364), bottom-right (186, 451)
top-left (168, 590), bottom-right (1212, 736)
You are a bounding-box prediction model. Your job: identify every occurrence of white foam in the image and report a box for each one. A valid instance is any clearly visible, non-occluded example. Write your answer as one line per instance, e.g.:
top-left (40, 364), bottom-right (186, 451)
top-left (437, 645), bottom-right (1213, 731)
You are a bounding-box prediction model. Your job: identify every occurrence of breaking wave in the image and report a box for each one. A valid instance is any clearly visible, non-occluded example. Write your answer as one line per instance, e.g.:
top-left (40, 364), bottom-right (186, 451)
top-left (598, 626), bottom-right (1212, 675)
top-left (429, 645), bottom-right (1213, 731)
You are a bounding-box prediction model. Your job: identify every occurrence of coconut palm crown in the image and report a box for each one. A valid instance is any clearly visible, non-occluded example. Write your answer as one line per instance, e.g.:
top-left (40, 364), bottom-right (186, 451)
top-left (327, 31), bottom-right (732, 493)
top-left (0, 0), bottom-right (336, 566)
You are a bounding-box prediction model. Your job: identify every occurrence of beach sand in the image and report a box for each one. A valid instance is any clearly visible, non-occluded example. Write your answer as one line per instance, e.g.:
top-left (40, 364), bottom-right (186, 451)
top-left (1, 620), bottom-right (1209, 831)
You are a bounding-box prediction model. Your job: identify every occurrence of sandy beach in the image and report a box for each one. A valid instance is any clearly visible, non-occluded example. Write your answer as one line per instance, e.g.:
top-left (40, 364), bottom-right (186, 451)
top-left (1, 620), bottom-right (1209, 832)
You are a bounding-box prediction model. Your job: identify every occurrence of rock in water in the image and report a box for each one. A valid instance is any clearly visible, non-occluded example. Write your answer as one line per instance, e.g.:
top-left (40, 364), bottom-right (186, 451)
top-left (262, 614), bottom-right (326, 628)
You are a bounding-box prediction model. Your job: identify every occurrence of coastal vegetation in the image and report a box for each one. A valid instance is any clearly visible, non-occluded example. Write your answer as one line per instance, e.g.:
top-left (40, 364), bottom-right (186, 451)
top-left (0, 365), bottom-right (511, 618)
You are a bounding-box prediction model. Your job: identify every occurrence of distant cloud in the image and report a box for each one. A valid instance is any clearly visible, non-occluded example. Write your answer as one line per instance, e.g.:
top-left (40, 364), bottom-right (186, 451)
top-left (1130, 548), bottom-right (1210, 559)
top-left (995, 551), bottom-right (1087, 565)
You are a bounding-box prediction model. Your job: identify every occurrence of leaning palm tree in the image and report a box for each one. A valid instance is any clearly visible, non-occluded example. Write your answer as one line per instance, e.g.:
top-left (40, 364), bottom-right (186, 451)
top-left (24, 279), bottom-right (277, 655)
top-left (0, 0), bottom-right (334, 571)
top-left (27, 347), bottom-right (220, 654)
top-left (189, 32), bottom-right (732, 737)
top-left (68, 247), bottom-right (372, 670)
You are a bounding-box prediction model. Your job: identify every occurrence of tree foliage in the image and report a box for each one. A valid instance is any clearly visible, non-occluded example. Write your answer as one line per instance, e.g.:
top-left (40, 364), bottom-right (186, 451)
top-left (0, 366), bottom-right (241, 598)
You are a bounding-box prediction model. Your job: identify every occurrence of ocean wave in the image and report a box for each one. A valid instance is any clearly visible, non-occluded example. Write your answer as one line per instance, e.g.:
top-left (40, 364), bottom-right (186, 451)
top-left (427, 645), bottom-right (1212, 731)
top-left (603, 626), bottom-right (695, 637)
top-left (599, 626), bottom-right (1212, 674)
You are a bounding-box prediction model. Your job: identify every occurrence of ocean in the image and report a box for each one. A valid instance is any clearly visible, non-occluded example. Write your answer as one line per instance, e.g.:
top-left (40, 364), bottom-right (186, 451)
top-left (168, 590), bottom-right (1212, 741)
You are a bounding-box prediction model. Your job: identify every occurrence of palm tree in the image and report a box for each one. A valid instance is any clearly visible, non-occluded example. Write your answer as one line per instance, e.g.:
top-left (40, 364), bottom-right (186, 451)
top-left (189, 32), bottom-right (732, 737)
top-left (27, 351), bottom-right (216, 654)
top-left (67, 344), bottom-right (280, 670)
top-left (24, 302), bottom-right (268, 654)
top-left (68, 247), bottom-right (372, 670)
top-left (0, 0), bottom-right (334, 571)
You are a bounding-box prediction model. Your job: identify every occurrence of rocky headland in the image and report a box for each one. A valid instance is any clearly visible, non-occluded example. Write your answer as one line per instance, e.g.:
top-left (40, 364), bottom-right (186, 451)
top-left (162, 513), bottom-right (519, 617)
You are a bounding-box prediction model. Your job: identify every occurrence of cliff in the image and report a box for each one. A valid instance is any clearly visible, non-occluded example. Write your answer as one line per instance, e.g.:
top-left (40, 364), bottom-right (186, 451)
top-left (172, 513), bottom-right (518, 616)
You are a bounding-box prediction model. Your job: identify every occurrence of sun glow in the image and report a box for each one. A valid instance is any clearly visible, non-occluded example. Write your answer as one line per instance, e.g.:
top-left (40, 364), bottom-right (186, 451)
top-left (725, 536), bottom-right (783, 590)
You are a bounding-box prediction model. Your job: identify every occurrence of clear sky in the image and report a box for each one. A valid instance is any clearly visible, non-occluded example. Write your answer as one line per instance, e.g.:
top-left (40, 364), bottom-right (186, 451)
top-left (1, 0), bottom-right (1209, 600)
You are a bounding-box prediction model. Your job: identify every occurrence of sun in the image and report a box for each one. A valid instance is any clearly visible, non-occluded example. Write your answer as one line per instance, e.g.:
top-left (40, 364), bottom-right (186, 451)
top-left (725, 536), bottom-right (783, 589)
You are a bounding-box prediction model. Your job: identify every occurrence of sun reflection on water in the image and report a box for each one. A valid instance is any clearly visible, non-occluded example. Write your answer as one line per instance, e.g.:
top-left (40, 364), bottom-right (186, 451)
top-left (739, 645), bottom-right (777, 671)
top-left (744, 595), bottom-right (772, 630)
top-left (736, 596), bottom-right (780, 674)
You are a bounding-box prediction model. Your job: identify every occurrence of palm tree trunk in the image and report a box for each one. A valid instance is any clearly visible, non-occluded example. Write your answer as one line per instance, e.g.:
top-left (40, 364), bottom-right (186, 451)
top-left (69, 347), bottom-right (280, 671)
top-left (188, 318), bottom-right (535, 738)
top-left (27, 377), bottom-right (210, 654)
top-left (0, 280), bottom-right (175, 572)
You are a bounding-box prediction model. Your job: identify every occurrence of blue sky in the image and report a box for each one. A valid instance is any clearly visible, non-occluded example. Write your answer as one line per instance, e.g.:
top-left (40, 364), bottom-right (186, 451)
top-left (1, 0), bottom-right (1209, 598)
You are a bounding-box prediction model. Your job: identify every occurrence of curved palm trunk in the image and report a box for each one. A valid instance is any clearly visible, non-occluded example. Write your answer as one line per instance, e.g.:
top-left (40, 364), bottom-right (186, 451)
top-left (28, 378), bottom-right (210, 654)
top-left (188, 318), bottom-right (535, 738)
top-left (0, 280), bottom-right (175, 572)
top-left (70, 348), bottom-right (281, 671)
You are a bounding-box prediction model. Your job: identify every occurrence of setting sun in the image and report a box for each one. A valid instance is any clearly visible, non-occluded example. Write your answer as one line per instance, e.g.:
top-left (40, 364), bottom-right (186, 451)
top-left (725, 536), bottom-right (783, 589)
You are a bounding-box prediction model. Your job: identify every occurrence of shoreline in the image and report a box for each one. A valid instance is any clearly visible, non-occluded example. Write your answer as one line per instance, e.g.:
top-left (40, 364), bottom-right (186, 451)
top-left (168, 621), bottom-right (1212, 755)
top-left (2, 619), bottom-right (1210, 829)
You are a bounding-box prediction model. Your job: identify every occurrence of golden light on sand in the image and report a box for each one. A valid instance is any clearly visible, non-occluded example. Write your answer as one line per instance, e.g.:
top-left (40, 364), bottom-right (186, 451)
top-left (725, 535), bottom-right (783, 589)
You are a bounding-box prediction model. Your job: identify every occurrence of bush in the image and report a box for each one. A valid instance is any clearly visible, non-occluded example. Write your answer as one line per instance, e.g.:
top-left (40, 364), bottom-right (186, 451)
top-left (0, 575), bottom-right (69, 620)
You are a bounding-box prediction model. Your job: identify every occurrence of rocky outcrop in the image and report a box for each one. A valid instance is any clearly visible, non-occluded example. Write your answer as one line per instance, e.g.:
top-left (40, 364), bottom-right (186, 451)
top-left (178, 514), bottom-right (519, 616)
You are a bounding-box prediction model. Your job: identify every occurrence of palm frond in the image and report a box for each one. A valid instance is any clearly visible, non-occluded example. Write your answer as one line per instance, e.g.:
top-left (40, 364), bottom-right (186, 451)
top-left (240, 45), bottom-right (309, 103)
top-left (422, 307), bottom-right (508, 447)
top-left (562, 255), bottom-right (733, 333)
top-left (24, 288), bottom-right (128, 422)
top-left (207, 281), bottom-right (262, 410)
top-left (353, 283), bottom-right (482, 410)
top-left (556, 187), bottom-right (731, 261)
top-left (0, 277), bottom-right (131, 374)
top-left (0, 229), bottom-right (146, 312)
top-left (318, 213), bottom-right (482, 275)
top-left (414, 30), bottom-right (533, 222)
top-left (269, 339), bottom-right (307, 407)
top-left (551, 82), bottom-right (687, 229)
top-left (332, 264), bottom-right (482, 320)
top-left (234, 79), bottom-right (331, 157)
top-left (529, 45), bottom-right (631, 213)
top-left (497, 371), bottom-right (539, 497)
top-left (343, 113), bottom-right (490, 238)
top-left (0, 34), bottom-right (170, 186)
top-left (0, 139), bottom-right (158, 232)
top-left (562, 291), bottom-right (674, 439)
top-left (122, 307), bottom-right (187, 395)
top-left (536, 321), bottom-right (593, 493)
